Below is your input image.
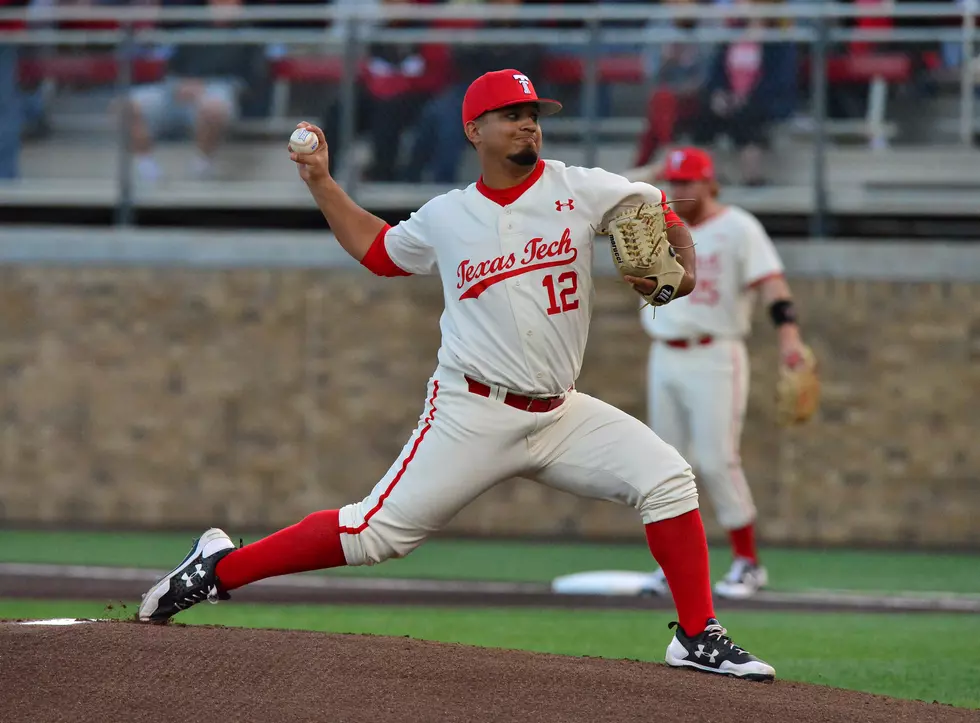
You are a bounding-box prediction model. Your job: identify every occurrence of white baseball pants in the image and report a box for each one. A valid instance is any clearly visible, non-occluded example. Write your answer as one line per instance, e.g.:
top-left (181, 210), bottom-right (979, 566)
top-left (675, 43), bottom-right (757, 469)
top-left (339, 366), bottom-right (698, 566)
top-left (646, 338), bottom-right (757, 530)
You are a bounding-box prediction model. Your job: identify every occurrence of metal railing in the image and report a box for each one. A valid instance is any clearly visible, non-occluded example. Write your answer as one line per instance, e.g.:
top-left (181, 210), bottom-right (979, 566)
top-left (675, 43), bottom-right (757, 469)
top-left (1, 1), bottom-right (978, 233)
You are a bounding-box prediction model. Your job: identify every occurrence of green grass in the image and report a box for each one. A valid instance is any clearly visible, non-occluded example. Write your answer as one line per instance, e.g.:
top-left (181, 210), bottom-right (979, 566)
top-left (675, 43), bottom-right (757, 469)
top-left (1, 529), bottom-right (978, 594)
top-left (1, 599), bottom-right (974, 709)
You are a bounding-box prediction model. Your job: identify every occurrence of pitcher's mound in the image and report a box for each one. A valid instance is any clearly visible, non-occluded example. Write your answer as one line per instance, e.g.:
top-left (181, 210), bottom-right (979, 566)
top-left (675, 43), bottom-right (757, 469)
top-left (1, 620), bottom-right (972, 723)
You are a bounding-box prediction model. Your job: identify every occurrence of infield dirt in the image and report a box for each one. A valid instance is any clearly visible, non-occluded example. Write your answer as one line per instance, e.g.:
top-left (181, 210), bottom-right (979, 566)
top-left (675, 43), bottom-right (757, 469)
top-left (2, 620), bottom-right (977, 723)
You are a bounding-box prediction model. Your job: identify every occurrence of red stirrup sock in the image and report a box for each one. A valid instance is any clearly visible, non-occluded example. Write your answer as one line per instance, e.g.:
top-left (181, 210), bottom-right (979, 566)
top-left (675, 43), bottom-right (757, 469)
top-left (215, 509), bottom-right (347, 591)
top-left (644, 509), bottom-right (716, 638)
top-left (729, 523), bottom-right (759, 565)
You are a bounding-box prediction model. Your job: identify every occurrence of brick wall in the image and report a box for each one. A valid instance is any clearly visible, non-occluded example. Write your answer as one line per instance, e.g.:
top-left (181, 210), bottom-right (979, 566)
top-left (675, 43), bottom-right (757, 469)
top-left (1, 266), bottom-right (978, 546)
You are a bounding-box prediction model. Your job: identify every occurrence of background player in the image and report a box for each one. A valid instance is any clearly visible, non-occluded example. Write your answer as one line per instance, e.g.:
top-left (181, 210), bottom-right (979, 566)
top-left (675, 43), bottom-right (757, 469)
top-left (138, 71), bottom-right (775, 681)
top-left (641, 146), bottom-right (810, 600)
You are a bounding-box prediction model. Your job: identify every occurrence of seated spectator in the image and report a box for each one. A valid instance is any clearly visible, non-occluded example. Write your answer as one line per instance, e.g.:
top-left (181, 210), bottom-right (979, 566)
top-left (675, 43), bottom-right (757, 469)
top-left (633, 0), bottom-right (713, 168)
top-left (824, 0), bottom-right (892, 119)
top-left (125, 0), bottom-right (270, 182)
top-left (402, 0), bottom-right (542, 184)
top-left (0, 0), bottom-right (28, 180)
top-left (690, 0), bottom-right (798, 185)
top-left (321, 0), bottom-right (448, 182)
top-left (362, 0), bottom-right (448, 181)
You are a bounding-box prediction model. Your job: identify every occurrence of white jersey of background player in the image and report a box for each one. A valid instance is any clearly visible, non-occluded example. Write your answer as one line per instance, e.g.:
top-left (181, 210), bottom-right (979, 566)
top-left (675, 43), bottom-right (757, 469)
top-left (138, 70), bottom-right (776, 681)
top-left (641, 147), bottom-right (810, 599)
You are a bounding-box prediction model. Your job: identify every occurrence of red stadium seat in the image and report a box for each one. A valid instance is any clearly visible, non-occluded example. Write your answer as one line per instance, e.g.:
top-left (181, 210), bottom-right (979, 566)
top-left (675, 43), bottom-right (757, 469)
top-left (269, 56), bottom-right (349, 84)
top-left (267, 53), bottom-right (649, 91)
top-left (18, 54), bottom-right (167, 86)
top-left (799, 53), bottom-right (912, 86)
top-left (825, 54), bottom-right (912, 84)
top-left (797, 52), bottom-right (913, 148)
top-left (540, 55), bottom-right (645, 85)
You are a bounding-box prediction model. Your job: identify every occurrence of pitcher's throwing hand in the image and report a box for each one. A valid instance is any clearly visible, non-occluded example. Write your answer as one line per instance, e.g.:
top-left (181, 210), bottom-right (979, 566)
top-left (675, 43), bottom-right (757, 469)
top-left (288, 122), bottom-right (329, 184)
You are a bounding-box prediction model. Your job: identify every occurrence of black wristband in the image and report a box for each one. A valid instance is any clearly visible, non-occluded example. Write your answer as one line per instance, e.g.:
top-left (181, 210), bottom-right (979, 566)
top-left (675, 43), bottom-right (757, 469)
top-left (769, 299), bottom-right (797, 327)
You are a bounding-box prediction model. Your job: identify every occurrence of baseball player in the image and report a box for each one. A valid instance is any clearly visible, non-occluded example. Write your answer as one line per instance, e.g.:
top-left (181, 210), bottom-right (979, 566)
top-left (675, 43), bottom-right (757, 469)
top-left (138, 70), bottom-right (775, 681)
top-left (640, 146), bottom-right (809, 600)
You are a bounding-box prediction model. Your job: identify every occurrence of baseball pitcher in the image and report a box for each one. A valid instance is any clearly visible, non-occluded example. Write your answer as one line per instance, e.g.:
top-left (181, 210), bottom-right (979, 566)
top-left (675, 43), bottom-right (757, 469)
top-left (139, 71), bottom-right (775, 681)
top-left (641, 147), bottom-right (818, 600)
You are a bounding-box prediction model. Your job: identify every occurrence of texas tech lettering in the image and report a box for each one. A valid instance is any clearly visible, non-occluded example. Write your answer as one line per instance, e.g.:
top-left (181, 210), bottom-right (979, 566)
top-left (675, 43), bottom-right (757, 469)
top-left (458, 228), bottom-right (577, 300)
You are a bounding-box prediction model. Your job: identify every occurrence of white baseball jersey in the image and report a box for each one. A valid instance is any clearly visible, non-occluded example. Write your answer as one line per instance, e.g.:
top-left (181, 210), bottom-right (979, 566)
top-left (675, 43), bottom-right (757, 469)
top-left (640, 205), bottom-right (783, 340)
top-left (365, 159), bottom-right (673, 395)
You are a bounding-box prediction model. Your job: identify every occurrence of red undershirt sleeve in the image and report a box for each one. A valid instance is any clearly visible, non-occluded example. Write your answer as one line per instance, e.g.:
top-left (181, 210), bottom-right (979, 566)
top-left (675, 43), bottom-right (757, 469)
top-left (359, 225), bottom-right (412, 278)
top-left (661, 190), bottom-right (684, 229)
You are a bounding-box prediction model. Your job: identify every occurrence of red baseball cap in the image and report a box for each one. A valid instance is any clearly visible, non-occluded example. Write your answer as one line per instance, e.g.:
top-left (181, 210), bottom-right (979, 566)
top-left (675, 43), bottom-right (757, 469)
top-left (660, 147), bottom-right (715, 182)
top-left (461, 69), bottom-right (562, 127)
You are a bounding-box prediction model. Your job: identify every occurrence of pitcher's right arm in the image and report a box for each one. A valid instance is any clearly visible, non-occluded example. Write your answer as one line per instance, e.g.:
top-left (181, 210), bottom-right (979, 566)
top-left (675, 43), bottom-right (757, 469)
top-left (289, 122), bottom-right (386, 264)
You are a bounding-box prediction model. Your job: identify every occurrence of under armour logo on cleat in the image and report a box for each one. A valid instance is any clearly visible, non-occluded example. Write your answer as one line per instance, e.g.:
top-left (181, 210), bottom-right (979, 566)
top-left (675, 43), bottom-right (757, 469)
top-left (181, 564), bottom-right (206, 585)
top-left (695, 644), bottom-right (719, 664)
top-left (555, 199), bottom-right (574, 211)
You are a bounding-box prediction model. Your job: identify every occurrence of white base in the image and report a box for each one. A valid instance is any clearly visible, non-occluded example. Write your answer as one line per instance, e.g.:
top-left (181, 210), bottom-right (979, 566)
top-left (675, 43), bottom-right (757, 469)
top-left (551, 570), bottom-right (658, 596)
top-left (17, 618), bottom-right (103, 625)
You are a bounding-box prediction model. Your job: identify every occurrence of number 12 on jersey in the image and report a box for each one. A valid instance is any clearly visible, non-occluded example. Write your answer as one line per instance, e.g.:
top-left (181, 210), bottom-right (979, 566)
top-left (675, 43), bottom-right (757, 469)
top-left (542, 271), bottom-right (579, 315)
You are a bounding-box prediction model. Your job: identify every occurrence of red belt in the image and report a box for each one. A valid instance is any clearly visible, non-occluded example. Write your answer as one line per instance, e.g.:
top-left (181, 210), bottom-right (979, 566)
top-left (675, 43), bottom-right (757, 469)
top-left (664, 335), bottom-right (714, 349)
top-left (466, 376), bottom-right (567, 413)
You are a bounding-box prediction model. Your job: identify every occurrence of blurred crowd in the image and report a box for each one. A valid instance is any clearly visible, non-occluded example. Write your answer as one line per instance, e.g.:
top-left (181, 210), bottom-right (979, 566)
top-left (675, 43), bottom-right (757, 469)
top-left (0, 0), bottom-right (976, 185)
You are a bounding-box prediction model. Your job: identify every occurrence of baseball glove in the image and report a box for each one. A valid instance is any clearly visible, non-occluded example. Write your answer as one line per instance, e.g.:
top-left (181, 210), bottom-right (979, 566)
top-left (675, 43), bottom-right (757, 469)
top-left (776, 344), bottom-right (821, 426)
top-left (604, 203), bottom-right (686, 307)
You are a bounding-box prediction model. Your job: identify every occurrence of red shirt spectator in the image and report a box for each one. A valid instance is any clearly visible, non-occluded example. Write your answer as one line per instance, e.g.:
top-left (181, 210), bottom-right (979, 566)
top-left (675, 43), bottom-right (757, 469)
top-left (851, 0), bottom-right (894, 56)
top-left (363, 0), bottom-right (448, 100)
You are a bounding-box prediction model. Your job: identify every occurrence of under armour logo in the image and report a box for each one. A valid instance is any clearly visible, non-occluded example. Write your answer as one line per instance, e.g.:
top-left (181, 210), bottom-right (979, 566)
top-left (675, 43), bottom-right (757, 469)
top-left (555, 199), bottom-right (574, 211)
top-left (513, 73), bottom-right (532, 94)
top-left (695, 644), bottom-right (719, 664)
top-left (181, 564), bottom-right (205, 585)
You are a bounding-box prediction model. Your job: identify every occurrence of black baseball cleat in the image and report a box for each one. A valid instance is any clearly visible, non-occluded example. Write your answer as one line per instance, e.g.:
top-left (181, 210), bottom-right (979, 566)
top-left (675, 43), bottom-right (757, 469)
top-left (665, 618), bottom-right (776, 681)
top-left (138, 528), bottom-right (236, 623)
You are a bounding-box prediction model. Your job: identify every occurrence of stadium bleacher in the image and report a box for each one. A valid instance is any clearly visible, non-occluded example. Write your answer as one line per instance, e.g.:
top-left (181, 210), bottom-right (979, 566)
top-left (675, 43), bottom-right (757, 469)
top-left (4, 6), bottom-right (980, 227)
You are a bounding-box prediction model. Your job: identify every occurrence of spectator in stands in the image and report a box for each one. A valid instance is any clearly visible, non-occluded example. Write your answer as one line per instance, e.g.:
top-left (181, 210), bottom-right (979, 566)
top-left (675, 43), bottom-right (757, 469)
top-left (125, 0), bottom-right (270, 182)
top-left (633, 0), bottom-right (713, 168)
top-left (402, 0), bottom-right (542, 184)
top-left (824, 0), bottom-right (891, 120)
top-left (355, 0), bottom-right (449, 182)
top-left (0, 0), bottom-right (28, 180)
top-left (690, 0), bottom-right (798, 185)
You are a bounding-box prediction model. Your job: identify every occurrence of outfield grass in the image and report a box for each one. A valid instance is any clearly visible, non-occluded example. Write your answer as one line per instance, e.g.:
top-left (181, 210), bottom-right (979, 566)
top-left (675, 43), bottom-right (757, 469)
top-left (1, 599), bottom-right (975, 710)
top-left (1, 529), bottom-right (978, 594)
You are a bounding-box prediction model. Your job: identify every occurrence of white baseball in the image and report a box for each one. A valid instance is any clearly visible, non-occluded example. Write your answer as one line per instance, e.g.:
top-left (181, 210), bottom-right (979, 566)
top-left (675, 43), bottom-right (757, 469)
top-left (289, 128), bottom-right (319, 155)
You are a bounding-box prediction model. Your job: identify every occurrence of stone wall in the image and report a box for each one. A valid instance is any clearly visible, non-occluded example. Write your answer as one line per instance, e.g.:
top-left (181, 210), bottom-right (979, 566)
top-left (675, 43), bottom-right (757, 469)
top-left (1, 265), bottom-right (978, 547)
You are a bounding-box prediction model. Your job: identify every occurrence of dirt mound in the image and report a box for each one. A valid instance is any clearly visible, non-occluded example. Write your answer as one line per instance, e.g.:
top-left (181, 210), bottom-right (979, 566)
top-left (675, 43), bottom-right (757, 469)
top-left (1, 620), bottom-right (975, 723)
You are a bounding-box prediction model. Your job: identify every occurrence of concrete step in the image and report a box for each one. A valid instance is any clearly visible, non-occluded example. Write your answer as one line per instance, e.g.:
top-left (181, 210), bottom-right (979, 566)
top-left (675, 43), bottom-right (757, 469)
top-left (8, 134), bottom-right (980, 217)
